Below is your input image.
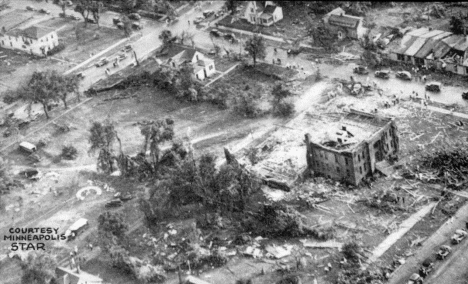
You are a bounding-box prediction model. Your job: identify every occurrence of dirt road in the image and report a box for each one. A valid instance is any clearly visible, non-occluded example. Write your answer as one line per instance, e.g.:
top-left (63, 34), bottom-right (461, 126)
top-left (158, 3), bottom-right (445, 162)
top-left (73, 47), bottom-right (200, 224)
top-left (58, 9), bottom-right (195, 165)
top-left (388, 200), bottom-right (468, 284)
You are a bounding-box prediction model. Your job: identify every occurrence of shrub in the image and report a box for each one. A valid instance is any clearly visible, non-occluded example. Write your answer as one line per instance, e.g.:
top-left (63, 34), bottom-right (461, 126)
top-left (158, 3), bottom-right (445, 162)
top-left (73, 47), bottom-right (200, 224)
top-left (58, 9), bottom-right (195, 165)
top-left (47, 43), bottom-right (66, 56)
top-left (61, 145), bottom-right (78, 160)
top-left (3, 93), bottom-right (18, 104)
top-left (273, 100), bottom-right (295, 117)
top-left (234, 94), bottom-right (262, 118)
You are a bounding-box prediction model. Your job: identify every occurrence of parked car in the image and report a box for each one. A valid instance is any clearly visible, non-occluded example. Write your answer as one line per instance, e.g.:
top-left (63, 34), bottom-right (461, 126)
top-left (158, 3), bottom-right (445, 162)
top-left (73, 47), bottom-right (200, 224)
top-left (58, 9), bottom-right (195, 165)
top-left (19, 142), bottom-right (37, 154)
top-left (64, 218), bottom-right (89, 241)
top-left (436, 245), bottom-right (452, 260)
top-left (425, 81), bottom-right (442, 92)
top-left (407, 273), bottom-right (423, 284)
top-left (113, 17), bottom-right (121, 25)
top-left (105, 199), bottom-right (123, 208)
top-left (419, 258), bottom-right (434, 277)
top-left (117, 53), bottom-right (127, 60)
top-left (116, 22), bottom-right (124, 29)
top-left (375, 70), bottom-right (390, 79)
top-left (123, 44), bottom-right (133, 52)
top-left (39, 8), bottom-right (50, 14)
top-left (86, 18), bottom-right (96, 24)
top-left (95, 58), bottom-right (109, 67)
top-left (462, 92), bottom-right (468, 100)
top-left (128, 13), bottom-right (141, 20)
top-left (396, 71), bottom-right (412, 81)
top-left (223, 33), bottom-right (237, 41)
top-left (451, 229), bottom-right (468, 244)
top-left (210, 28), bottom-right (224, 37)
top-left (68, 15), bottom-right (80, 20)
top-left (76, 72), bottom-right (84, 79)
top-left (26, 5), bottom-right (35, 11)
top-left (203, 10), bottom-right (215, 18)
top-left (59, 12), bottom-right (66, 18)
top-left (131, 22), bottom-right (142, 30)
top-left (353, 65), bottom-right (369, 75)
top-left (193, 16), bottom-right (204, 24)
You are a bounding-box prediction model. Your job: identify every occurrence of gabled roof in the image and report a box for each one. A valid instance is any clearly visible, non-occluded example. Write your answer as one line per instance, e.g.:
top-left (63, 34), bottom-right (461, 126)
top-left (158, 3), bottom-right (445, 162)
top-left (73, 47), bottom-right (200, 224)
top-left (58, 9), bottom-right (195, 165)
top-left (393, 36), bottom-right (418, 54)
top-left (414, 31), bottom-right (452, 59)
top-left (170, 48), bottom-right (200, 65)
top-left (453, 36), bottom-right (468, 51)
top-left (405, 37), bottom-right (430, 56)
top-left (328, 14), bottom-right (361, 29)
top-left (56, 267), bottom-right (102, 284)
top-left (263, 5), bottom-right (277, 14)
top-left (20, 26), bottom-right (55, 39)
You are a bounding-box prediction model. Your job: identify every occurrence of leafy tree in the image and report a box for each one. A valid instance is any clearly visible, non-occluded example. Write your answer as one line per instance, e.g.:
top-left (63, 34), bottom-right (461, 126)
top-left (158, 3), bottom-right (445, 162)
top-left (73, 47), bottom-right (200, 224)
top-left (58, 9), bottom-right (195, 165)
top-left (244, 34), bottom-right (266, 66)
top-left (98, 211), bottom-right (129, 238)
top-left (140, 118), bottom-right (175, 169)
top-left (271, 84), bottom-right (295, 117)
top-left (20, 252), bottom-right (57, 284)
top-left (225, 0), bottom-right (238, 15)
top-left (88, 119), bottom-right (121, 173)
top-left (75, 0), bottom-right (104, 27)
top-left (121, 15), bottom-right (133, 37)
top-left (0, 157), bottom-right (11, 195)
top-left (61, 145), bottom-right (78, 160)
top-left (159, 29), bottom-right (174, 46)
top-left (177, 30), bottom-right (194, 46)
top-left (19, 71), bottom-right (61, 119)
top-left (450, 16), bottom-right (464, 35)
top-left (53, 0), bottom-right (67, 16)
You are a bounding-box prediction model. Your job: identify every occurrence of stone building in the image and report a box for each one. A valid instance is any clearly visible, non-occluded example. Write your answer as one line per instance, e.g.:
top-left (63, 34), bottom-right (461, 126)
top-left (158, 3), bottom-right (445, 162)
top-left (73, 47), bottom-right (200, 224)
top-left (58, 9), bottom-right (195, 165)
top-left (305, 109), bottom-right (399, 186)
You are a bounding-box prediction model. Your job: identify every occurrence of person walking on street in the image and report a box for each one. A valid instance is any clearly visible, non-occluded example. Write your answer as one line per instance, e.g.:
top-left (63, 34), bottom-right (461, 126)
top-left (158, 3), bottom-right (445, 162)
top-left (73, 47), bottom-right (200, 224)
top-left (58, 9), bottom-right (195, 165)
top-left (188, 20), bottom-right (190, 25)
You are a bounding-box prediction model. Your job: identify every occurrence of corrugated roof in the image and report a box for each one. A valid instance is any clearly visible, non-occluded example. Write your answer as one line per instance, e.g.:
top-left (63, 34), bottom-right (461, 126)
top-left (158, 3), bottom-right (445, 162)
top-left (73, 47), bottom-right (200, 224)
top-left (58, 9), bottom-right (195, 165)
top-left (414, 31), bottom-right (452, 59)
top-left (420, 29), bottom-right (445, 38)
top-left (394, 36), bottom-right (418, 54)
top-left (328, 14), bottom-right (361, 29)
top-left (407, 27), bottom-right (431, 37)
top-left (432, 40), bottom-right (451, 59)
top-left (454, 36), bottom-right (468, 51)
top-left (442, 34), bottom-right (465, 47)
top-left (405, 37), bottom-right (429, 56)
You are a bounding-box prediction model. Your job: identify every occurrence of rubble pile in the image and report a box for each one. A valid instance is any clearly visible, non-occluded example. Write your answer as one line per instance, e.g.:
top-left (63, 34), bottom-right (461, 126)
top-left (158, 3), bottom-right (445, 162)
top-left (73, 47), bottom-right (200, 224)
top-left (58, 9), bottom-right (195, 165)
top-left (247, 203), bottom-right (336, 240)
top-left (419, 145), bottom-right (468, 190)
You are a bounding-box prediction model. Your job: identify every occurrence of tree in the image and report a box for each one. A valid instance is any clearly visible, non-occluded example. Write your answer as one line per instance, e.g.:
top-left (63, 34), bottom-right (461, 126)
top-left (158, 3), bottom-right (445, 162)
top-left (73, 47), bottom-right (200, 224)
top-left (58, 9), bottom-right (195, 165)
top-left (20, 252), bottom-right (57, 284)
top-left (177, 30), bottom-right (194, 46)
top-left (53, 0), bottom-right (67, 16)
top-left (159, 29), bottom-right (174, 46)
top-left (140, 118), bottom-right (174, 170)
top-left (88, 119), bottom-right (121, 173)
top-left (121, 15), bottom-right (132, 37)
top-left (271, 83), bottom-right (295, 117)
top-left (225, 0), bottom-right (238, 15)
top-left (450, 16), bottom-right (464, 35)
top-left (19, 71), bottom-right (62, 119)
top-left (98, 211), bottom-right (128, 238)
top-left (74, 23), bottom-right (85, 44)
top-left (244, 34), bottom-right (266, 66)
top-left (75, 0), bottom-right (104, 27)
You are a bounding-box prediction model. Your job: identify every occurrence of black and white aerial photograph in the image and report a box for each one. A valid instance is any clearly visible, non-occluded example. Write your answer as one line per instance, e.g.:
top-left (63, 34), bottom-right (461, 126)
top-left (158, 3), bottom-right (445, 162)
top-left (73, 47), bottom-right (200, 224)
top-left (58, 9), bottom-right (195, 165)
top-left (1, 1), bottom-right (468, 284)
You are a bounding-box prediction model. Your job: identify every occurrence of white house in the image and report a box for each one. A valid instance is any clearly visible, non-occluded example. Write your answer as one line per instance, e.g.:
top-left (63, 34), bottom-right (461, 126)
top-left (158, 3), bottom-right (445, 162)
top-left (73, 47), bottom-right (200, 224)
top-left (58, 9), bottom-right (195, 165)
top-left (323, 8), bottom-right (366, 40)
top-left (242, 1), bottom-right (283, 26)
top-left (164, 47), bottom-right (216, 81)
top-left (56, 266), bottom-right (103, 284)
top-left (0, 25), bottom-right (58, 56)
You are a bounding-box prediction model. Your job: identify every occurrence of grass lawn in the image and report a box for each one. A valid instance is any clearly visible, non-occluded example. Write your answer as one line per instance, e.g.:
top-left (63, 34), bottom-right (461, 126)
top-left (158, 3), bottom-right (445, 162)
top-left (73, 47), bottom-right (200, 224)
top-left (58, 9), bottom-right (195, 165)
top-left (38, 19), bottom-right (125, 64)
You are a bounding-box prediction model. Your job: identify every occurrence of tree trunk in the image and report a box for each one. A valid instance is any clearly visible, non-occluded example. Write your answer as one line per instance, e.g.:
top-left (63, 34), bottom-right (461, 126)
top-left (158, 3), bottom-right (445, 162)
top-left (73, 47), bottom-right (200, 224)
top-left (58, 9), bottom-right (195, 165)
top-left (253, 54), bottom-right (257, 66)
top-left (62, 94), bottom-right (68, 109)
top-left (42, 103), bottom-right (50, 119)
top-left (133, 50), bottom-right (140, 66)
top-left (62, 4), bottom-right (66, 16)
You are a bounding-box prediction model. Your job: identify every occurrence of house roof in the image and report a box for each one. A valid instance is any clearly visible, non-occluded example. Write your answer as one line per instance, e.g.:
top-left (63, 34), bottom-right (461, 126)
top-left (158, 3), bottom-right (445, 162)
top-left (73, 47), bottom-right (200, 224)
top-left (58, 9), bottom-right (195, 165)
top-left (259, 13), bottom-right (273, 19)
top-left (442, 34), bottom-right (465, 47)
top-left (405, 37), bottom-right (431, 56)
top-left (432, 40), bottom-right (452, 59)
top-left (328, 14), bottom-right (361, 29)
top-left (414, 31), bottom-right (452, 59)
top-left (453, 36), bottom-right (468, 51)
top-left (20, 26), bottom-right (55, 39)
top-left (56, 267), bottom-right (102, 284)
top-left (263, 4), bottom-right (277, 14)
top-left (393, 36), bottom-right (418, 55)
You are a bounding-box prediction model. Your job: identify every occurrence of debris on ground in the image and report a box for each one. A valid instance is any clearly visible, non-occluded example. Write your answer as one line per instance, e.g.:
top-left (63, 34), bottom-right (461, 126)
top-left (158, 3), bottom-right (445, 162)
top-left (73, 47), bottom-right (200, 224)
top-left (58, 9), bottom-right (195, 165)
top-left (300, 240), bottom-right (343, 250)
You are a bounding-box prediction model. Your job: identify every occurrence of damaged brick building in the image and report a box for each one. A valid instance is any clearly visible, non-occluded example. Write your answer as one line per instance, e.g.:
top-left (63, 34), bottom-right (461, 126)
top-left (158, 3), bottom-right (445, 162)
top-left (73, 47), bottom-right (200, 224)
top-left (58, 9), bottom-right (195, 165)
top-left (305, 109), bottom-right (399, 186)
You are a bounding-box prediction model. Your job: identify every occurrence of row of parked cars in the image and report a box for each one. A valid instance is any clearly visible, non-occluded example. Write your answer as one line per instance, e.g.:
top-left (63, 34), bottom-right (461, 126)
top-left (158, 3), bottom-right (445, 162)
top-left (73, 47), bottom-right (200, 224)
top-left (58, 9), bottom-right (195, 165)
top-left (353, 66), bottom-right (443, 93)
top-left (406, 228), bottom-right (467, 284)
top-left (113, 13), bottom-right (142, 30)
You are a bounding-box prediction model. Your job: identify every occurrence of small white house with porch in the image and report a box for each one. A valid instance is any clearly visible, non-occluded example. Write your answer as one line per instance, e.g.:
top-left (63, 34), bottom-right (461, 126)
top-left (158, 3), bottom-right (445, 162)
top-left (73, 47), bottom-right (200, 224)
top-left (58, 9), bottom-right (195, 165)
top-left (242, 1), bottom-right (283, 26)
top-left (164, 47), bottom-right (216, 81)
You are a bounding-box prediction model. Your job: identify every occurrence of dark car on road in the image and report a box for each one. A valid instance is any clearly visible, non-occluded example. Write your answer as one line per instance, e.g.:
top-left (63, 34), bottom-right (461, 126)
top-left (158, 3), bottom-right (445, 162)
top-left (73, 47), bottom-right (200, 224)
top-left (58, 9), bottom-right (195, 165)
top-left (407, 273), bottom-right (423, 284)
top-left (86, 18), bottom-right (96, 24)
top-left (123, 44), bottom-right (133, 52)
top-left (95, 58), bottom-right (109, 67)
top-left (451, 229), bottom-right (468, 244)
top-left (129, 13), bottom-right (141, 20)
top-left (353, 65), bottom-right (369, 75)
top-left (210, 29), bottom-right (224, 37)
top-left (203, 10), bottom-right (215, 18)
top-left (375, 70), bottom-right (390, 79)
top-left (419, 258), bottom-right (434, 277)
top-left (425, 81), bottom-right (442, 92)
top-left (436, 245), bottom-right (452, 260)
top-left (396, 71), bottom-right (412, 81)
